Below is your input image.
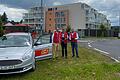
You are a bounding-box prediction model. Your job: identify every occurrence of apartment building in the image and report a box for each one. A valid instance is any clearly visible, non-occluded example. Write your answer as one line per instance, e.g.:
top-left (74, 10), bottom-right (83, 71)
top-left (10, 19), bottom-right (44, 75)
top-left (45, 3), bottom-right (111, 37)
top-left (23, 2), bottom-right (111, 37)
top-left (45, 8), bottom-right (69, 32)
top-left (23, 6), bottom-right (45, 32)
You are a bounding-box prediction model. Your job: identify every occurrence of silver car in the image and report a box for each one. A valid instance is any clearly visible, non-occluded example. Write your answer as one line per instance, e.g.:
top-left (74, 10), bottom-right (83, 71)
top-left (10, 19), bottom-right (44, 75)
top-left (0, 33), bottom-right (52, 74)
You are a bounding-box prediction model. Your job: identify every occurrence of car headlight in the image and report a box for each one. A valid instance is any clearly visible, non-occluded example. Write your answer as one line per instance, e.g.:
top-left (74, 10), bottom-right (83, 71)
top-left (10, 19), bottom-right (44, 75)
top-left (22, 51), bottom-right (33, 61)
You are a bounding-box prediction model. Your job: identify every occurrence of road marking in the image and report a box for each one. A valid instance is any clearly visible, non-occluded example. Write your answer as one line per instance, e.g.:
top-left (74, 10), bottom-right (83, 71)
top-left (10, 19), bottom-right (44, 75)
top-left (94, 48), bottom-right (119, 62)
top-left (79, 40), bottom-right (89, 43)
top-left (94, 48), bottom-right (109, 54)
top-left (88, 43), bottom-right (90, 45)
top-left (88, 45), bottom-right (92, 47)
top-left (87, 41), bottom-right (119, 63)
top-left (111, 57), bottom-right (119, 63)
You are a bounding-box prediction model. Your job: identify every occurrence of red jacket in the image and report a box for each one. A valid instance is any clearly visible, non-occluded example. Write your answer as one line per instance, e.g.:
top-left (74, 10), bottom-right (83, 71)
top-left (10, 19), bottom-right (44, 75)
top-left (60, 32), bottom-right (68, 44)
top-left (53, 31), bottom-right (59, 43)
top-left (70, 32), bottom-right (78, 42)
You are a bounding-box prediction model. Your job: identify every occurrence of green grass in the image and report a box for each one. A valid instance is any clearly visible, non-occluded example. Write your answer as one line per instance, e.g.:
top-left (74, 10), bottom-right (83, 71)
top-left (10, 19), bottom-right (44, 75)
top-left (0, 44), bottom-right (120, 80)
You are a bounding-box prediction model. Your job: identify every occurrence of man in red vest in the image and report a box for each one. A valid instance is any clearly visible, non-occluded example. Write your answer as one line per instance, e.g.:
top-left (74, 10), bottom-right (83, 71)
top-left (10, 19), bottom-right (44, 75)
top-left (52, 28), bottom-right (60, 58)
top-left (60, 28), bottom-right (68, 58)
top-left (69, 29), bottom-right (79, 58)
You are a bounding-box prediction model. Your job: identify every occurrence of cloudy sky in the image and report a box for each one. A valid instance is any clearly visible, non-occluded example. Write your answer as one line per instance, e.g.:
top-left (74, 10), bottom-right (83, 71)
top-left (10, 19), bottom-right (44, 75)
top-left (0, 0), bottom-right (120, 26)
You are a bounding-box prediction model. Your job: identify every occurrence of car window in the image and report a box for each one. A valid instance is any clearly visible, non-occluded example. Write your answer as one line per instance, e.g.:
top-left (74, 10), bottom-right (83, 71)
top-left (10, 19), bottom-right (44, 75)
top-left (0, 35), bottom-right (31, 47)
top-left (34, 34), bottom-right (51, 44)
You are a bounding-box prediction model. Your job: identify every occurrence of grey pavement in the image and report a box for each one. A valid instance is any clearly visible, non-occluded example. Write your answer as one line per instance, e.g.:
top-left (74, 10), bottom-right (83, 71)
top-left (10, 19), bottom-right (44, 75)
top-left (91, 39), bottom-right (120, 61)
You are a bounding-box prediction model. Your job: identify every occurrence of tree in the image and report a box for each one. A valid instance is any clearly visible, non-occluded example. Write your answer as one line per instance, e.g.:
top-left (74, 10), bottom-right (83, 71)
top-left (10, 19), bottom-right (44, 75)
top-left (20, 19), bottom-right (23, 24)
top-left (0, 18), bottom-right (3, 37)
top-left (66, 25), bottom-right (71, 32)
top-left (10, 20), bottom-right (16, 25)
top-left (100, 24), bottom-right (107, 37)
top-left (1, 12), bottom-right (8, 24)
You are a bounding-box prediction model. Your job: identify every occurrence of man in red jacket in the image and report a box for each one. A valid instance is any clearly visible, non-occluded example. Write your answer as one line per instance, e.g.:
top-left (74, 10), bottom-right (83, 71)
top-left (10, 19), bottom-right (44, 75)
top-left (69, 29), bottom-right (79, 58)
top-left (52, 28), bottom-right (60, 58)
top-left (60, 28), bottom-right (68, 58)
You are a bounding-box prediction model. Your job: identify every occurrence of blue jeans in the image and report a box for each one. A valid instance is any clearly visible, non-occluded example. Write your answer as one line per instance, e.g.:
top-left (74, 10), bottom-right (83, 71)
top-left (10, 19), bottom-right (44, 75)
top-left (71, 42), bottom-right (78, 57)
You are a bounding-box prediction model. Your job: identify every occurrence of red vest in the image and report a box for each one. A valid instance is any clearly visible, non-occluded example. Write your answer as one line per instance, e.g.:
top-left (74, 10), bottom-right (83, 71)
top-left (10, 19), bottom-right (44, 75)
top-left (53, 31), bottom-right (59, 43)
top-left (70, 32), bottom-right (77, 42)
top-left (60, 32), bottom-right (68, 44)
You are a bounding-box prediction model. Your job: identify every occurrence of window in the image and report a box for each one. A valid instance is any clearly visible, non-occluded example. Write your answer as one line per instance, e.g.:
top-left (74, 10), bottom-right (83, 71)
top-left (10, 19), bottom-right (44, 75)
top-left (55, 8), bottom-right (57, 10)
top-left (49, 13), bottom-right (52, 15)
top-left (57, 24), bottom-right (61, 28)
top-left (55, 24), bottom-right (61, 28)
top-left (61, 24), bottom-right (66, 28)
top-left (86, 24), bottom-right (88, 28)
top-left (57, 18), bottom-right (61, 23)
top-left (55, 18), bottom-right (57, 23)
top-left (61, 12), bottom-right (65, 17)
top-left (49, 24), bottom-right (51, 26)
top-left (86, 10), bottom-right (89, 15)
top-left (49, 18), bottom-right (52, 21)
top-left (63, 18), bottom-right (66, 23)
top-left (48, 8), bottom-right (52, 11)
top-left (55, 12), bottom-right (60, 17)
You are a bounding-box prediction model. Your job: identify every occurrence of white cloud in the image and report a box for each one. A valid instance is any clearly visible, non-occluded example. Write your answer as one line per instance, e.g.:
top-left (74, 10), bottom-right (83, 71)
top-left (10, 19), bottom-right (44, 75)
top-left (0, 4), bottom-right (28, 21)
top-left (53, 1), bottom-right (62, 6)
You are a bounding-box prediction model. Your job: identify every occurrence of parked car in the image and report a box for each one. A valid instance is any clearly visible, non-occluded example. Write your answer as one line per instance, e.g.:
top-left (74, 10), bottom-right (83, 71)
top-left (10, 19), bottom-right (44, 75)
top-left (0, 33), bottom-right (52, 74)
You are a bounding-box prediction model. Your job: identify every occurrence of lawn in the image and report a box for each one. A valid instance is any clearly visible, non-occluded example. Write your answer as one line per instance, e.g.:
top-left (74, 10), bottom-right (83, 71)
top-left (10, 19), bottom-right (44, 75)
top-left (0, 44), bottom-right (120, 80)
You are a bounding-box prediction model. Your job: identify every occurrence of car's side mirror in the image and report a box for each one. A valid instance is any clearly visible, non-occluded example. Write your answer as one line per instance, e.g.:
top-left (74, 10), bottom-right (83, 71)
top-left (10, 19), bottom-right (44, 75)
top-left (34, 42), bottom-right (42, 46)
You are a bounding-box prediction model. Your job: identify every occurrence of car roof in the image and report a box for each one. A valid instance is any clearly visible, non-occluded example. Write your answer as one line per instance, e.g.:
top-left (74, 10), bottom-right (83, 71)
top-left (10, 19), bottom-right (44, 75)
top-left (5, 32), bottom-right (31, 36)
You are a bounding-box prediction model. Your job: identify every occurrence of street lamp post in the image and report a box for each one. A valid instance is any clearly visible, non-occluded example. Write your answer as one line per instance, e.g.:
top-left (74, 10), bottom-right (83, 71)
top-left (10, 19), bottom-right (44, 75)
top-left (88, 27), bottom-right (90, 37)
top-left (40, 0), bottom-right (43, 36)
top-left (35, 0), bottom-right (44, 43)
top-left (118, 11), bottom-right (120, 38)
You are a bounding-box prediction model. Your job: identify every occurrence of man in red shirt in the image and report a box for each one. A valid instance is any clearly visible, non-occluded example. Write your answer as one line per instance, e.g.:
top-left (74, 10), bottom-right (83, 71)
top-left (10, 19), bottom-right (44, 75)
top-left (69, 29), bottom-right (79, 58)
top-left (60, 28), bottom-right (68, 58)
top-left (52, 28), bottom-right (60, 58)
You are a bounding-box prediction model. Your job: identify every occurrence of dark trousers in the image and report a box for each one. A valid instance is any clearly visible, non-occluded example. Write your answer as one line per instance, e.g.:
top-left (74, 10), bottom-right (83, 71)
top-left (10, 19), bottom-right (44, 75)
top-left (61, 42), bottom-right (67, 58)
top-left (71, 42), bottom-right (78, 57)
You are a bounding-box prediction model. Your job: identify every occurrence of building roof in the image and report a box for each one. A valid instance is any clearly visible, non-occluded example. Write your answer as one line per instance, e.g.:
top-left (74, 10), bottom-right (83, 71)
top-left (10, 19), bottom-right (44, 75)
top-left (4, 23), bottom-right (14, 26)
top-left (15, 24), bottom-right (29, 26)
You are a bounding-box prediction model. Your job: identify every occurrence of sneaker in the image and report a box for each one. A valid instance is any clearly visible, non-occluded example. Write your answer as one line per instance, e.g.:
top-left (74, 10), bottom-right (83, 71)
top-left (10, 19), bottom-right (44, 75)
top-left (72, 56), bottom-right (74, 57)
top-left (76, 56), bottom-right (79, 58)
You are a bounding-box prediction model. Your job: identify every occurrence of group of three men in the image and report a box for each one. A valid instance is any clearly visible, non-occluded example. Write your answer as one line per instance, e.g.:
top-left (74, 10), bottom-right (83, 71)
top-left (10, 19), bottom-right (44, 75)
top-left (52, 28), bottom-right (79, 59)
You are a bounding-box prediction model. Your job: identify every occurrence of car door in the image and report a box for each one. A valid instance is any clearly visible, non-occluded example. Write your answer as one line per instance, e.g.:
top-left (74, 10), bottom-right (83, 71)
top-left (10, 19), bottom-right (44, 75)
top-left (34, 35), bottom-right (52, 60)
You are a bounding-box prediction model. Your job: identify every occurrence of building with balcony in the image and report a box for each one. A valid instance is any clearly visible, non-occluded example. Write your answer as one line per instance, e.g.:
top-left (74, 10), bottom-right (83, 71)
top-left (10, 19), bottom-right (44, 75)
top-left (23, 6), bottom-right (45, 32)
top-left (45, 8), bottom-right (69, 32)
top-left (45, 3), bottom-right (111, 37)
top-left (23, 2), bottom-right (111, 37)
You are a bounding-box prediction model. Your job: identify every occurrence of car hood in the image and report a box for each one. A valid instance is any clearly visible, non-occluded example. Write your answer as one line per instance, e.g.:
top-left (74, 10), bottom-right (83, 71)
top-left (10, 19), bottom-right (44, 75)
top-left (0, 47), bottom-right (32, 60)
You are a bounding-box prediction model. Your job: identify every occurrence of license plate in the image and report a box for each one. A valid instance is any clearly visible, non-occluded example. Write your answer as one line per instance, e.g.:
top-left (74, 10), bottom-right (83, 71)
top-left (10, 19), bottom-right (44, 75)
top-left (0, 66), bottom-right (15, 70)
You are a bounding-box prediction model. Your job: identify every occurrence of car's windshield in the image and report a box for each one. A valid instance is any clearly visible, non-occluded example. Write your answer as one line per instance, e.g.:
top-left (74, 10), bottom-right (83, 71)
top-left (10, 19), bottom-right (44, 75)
top-left (0, 35), bottom-right (31, 47)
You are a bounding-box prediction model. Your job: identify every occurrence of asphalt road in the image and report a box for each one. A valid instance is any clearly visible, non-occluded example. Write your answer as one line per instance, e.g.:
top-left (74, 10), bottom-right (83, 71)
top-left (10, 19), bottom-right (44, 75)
top-left (90, 39), bottom-right (120, 61)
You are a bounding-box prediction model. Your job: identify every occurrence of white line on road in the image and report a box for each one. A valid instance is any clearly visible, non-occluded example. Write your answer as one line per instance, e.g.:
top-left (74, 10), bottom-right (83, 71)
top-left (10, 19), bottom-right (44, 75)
top-left (110, 57), bottom-right (119, 63)
top-left (87, 42), bottom-right (119, 63)
top-left (88, 45), bottom-right (92, 47)
top-left (78, 40), bottom-right (89, 43)
top-left (94, 48), bottom-right (109, 54)
top-left (88, 43), bottom-right (90, 45)
top-left (94, 48), bottom-right (119, 62)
